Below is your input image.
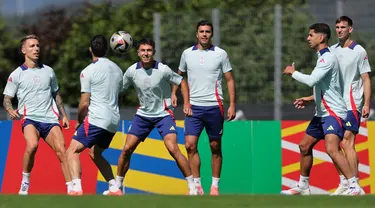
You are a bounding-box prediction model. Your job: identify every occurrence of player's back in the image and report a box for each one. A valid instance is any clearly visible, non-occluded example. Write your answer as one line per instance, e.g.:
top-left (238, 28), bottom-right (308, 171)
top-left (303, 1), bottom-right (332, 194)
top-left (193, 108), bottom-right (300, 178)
top-left (330, 42), bottom-right (371, 111)
top-left (81, 57), bottom-right (123, 133)
top-left (313, 48), bottom-right (346, 119)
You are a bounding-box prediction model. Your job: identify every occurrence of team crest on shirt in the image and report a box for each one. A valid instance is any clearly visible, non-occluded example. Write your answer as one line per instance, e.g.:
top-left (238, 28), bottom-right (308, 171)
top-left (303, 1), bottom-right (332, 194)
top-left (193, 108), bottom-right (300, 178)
top-left (8, 77), bottom-right (12, 82)
top-left (319, 58), bottom-right (325, 63)
top-left (81, 73), bottom-right (84, 78)
top-left (199, 57), bottom-right (204, 65)
top-left (33, 76), bottom-right (41, 85)
top-left (364, 56), bottom-right (368, 60)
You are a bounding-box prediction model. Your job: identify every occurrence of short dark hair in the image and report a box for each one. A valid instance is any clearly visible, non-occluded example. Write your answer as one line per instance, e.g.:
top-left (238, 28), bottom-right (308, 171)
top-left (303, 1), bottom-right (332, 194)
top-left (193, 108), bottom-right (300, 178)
top-left (335, 16), bottom-right (353, 27)
top-left (137, 38), bottom-right (155, 50)
top-left (20, 34), bottom-right (39, 48)
top-left (90, 35), bottom-right (108, 57)
top-left (309, 23), bottom-right (331, 41)
top-left (196, 19), bottom-right (214, 35)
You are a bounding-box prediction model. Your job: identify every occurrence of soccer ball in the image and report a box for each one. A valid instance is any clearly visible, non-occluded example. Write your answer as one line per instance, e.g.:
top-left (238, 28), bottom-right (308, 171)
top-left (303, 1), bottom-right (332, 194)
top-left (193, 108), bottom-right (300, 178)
top-left (110, 31), bottom-right (133, 54)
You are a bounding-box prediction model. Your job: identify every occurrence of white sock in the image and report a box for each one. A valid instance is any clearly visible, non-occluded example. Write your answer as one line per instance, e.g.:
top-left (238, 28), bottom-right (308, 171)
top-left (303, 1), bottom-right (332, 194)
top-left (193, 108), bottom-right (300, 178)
top-left (298, 175), bottom-right (309, 189)
top-left (339, 175), bottom-right (348, 187)
top-left (22, 172), bottom-right (30, 183)
top-left (115, 175), bottom-right (124, 188)
top-left (72, 179), bottom-right (82, 192)
top-left (348, 177), bottom-right (358, 186)
top-left (186, 175), bottom-right (195, 190)
top-left (212, 177), bottom-right (220, 188)
top-left (66, 181), bottom-right (73, 193)
top-left (109, 179), bottom-right (119, 192)
top-left (193, 177), bottom-right (201, 186)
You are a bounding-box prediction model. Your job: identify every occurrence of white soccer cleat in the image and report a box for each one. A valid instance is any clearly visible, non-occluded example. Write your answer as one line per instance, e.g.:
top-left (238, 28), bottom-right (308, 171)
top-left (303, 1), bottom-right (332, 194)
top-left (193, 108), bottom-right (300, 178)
top-left (342, 185), bottom-right (361, 195)
top-left (18, 182), bottom-right (29, 195)
top-left (188, 187), bottom-right (199, 196)
top-left (330, 184), bottom-right (349, 195)
top-left (280, 186), bottom-right (310, 195)
top-left (102, 190), bottom-right (109, 195)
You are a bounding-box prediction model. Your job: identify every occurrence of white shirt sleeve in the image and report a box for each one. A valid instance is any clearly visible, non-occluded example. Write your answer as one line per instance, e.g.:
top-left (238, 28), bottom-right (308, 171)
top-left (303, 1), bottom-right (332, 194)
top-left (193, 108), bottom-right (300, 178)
top-left (80, 69), bottom-right (91, 93)
top-left (178, 51), bottom-right (187, 72)
top-left (358, 49), bottom-right (371, 74)
top-left (123, 68), bottom-right (133, 91)
top-left (164, 65), bottom-right (183, 86)
top-left (221, 50), bottom-right (232, 73)
top-left (50, 68), bottom-right (59, 92)
top-left (292, 57), bottom-right (333, 87)
top-left (3, 71), bottom-right (19, 97)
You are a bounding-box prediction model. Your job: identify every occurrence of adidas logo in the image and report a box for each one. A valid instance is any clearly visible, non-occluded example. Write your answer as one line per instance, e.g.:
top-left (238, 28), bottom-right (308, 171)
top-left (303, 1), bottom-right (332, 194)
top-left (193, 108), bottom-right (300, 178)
top-left (346, 121), bottom-right (351, 127)
top-left (170, 126), bottom-right (175, 131)
top-left (327, 125), bottom-right (334, 131)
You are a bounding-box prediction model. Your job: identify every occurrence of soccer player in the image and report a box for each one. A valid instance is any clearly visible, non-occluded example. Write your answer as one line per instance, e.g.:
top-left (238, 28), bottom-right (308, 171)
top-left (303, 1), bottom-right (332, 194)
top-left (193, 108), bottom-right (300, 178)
top-left (281, 23), bottom-right (361, 195)
top-left (66, 35), bottom-right (123, 196)
top-left (171, 20), bottom-right (236, 195)
top-left (3, 34), bottom-right (72, 195)
top-left (115, 38), bottom-right (198, 195)
top-left (329, 16), bottom-right (371, 195)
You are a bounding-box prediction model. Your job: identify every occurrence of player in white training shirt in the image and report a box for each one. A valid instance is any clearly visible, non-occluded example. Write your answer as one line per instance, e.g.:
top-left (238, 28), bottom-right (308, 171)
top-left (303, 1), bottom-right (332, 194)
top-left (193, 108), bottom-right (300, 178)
top-left (3, 34), bottom-right (72, 195)
top-left (171, 20), bottom-right (236, 195)
top-left (281, 23), bottom-right (361, 195)
top-left (329, 16), bottom-right (371, 195)
top-left (115, 38), bottom-right (198, 195)
top-left (67, 35), bottom-right (123, 196)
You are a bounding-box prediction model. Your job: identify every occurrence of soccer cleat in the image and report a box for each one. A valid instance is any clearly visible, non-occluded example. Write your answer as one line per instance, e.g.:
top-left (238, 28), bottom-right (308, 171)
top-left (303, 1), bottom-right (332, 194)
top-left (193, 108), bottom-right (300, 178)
top-left (342, 185), bottom-right (361, 195)
top-left (18, 182), bottom-right (29, 195)
top-left (188, 187), bottom-right (199, 196)
top-left (196, 185), bottom-right (204, 195)
top-left (330, 184), bottom-right (349, 195)
top-left (108, 190), bottom-right (123, 196)
top-left (280, 186), bottom-right (310, 195)
top-left (210, 186), bottom-right (219, 196)
top-left (68, 190), bottom-right (83, 196)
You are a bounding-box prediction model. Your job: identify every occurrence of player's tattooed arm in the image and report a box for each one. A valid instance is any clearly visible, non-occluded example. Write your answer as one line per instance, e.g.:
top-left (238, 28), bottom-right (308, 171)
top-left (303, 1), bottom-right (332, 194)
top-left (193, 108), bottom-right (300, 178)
top-left (3, 95), bottom-right (13, 111)
top-left (52, 91), bottom-right (68, 118)
top-left (3, 95), bottom-right (20, 119)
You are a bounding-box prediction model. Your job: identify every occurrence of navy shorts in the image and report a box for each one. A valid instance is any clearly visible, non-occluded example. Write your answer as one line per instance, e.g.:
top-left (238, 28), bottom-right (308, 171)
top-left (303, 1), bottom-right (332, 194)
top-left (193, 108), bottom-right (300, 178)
top-left (128, 115), bottom-right (176, 141)
top-left (72, 121), bottom-right (115, 149)
top-left (184, 105), bottom-right (224, 139)
top-left (22, 119), bottom-right (61, 140)
top-left (306, 116), bottom-right (345, 140)
top-left (344, 110), bottom-right (361, 133)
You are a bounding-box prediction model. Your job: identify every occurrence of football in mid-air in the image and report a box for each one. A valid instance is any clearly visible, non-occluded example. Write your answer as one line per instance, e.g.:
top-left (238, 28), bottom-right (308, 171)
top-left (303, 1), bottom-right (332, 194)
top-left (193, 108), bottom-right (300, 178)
top-left (110, 31), bottom-right (133, 54)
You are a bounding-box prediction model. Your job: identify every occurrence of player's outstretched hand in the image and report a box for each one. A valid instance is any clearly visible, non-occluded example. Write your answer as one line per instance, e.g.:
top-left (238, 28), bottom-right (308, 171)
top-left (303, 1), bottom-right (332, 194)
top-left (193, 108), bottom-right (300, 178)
top-left (183, 104), bottom-right (192, 117)
top-left (172, 94), bottom-right (178, 107)
top-left (62, 116), bottom-right (70, 129)
top-left (227, 105), bottom-right (236, 121)
top-left (283, 62), bottom-right (295, 75)
top-left (362, 105), bottom-right (370, 118)
top-left (7, 109), bottom-right (20, 120)
top-left (294, 96), bottom-right (313, 109)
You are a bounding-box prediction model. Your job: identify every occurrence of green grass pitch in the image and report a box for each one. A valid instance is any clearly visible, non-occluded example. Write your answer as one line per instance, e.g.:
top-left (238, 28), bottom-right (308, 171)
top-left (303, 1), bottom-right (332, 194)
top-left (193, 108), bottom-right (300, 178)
top-left (1, 195), bottom-right (375, 208)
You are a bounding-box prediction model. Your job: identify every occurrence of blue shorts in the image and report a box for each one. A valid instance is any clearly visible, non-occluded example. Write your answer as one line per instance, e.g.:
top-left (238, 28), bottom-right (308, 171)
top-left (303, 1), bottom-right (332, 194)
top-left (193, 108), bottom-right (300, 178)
top-left (22, 119), bottom-right (61, 140)
top-left (344, 110), bottom-right (361, 133)
top-left (306, 116), bottom-right (345, 140)
top-left (184, 105), bottom-right (224, 139)
top-left (72, 121), bottom-right (115, 149)
top-left (128, 115), bottom-right (177, 141)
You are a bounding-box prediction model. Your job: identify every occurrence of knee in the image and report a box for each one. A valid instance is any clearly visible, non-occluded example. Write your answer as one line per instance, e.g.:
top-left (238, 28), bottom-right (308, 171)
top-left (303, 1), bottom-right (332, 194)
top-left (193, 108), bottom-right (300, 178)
top-left (55, 148), bottom-right (67, 160)
top-left (210, 141), bottom-right (221, 154)
top-left (26, 143), bottom-right (38, 154)
top-left (185, 142), bottom-right (198, 154)
top-left (120, 145), bottom-right (135, 158)
top-left (325, 144), bottom-right (339, 156)
top-left (299, 142), bottom-right (312, 156)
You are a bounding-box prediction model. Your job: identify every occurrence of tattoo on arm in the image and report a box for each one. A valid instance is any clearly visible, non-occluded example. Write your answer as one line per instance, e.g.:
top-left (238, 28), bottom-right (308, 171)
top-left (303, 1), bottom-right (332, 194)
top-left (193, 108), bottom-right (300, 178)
top-left (3, 95), bottom-right (13, 111)
top-left (53, 91), bottom-right (68, 118)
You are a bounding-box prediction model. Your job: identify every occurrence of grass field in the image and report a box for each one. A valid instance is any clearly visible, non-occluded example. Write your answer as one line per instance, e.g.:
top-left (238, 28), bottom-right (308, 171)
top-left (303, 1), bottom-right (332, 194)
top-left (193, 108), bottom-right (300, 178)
top-left (1, 195), bottom-right (375, 208)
